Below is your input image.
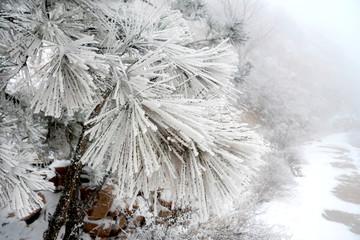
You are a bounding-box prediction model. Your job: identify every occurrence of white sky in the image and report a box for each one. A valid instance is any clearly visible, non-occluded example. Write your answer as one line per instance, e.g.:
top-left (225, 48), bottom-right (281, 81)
top-left (266, 0), bottom-right (360, 118)
top-left (267, 0), bottom-right (360, 73)
top-left (207, 0), bottom-right (360, 119)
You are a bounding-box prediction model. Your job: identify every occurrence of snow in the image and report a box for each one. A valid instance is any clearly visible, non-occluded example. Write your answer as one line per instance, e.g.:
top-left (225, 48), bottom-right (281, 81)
top-left (259, 132), bottom-right (360, 240)
top-left (49, 159), bottom-right (71, 168)
top-left (0, 191), bottom-right (63, 240)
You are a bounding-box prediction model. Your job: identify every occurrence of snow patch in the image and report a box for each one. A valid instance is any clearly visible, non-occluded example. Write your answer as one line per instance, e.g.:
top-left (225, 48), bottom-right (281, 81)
top-left (259, 132), bottom-right (360, 240)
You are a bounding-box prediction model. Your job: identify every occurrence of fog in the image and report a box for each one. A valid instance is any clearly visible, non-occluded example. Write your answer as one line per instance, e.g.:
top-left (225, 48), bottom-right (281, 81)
top-left (207, 0), bottom-right (360, 133)
top-left (194, 2), bottom-right (360, 237)
top-left (268, 0), bottom-right (360, 121)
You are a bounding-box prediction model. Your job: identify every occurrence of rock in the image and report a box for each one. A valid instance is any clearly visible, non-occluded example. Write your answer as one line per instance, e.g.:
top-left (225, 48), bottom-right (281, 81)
top-left (55, 166), bottom-right (68, 175)
top-left (118, 229), bottom-right (135, 239)
top-left (48, 176), bottom-right (57, 185)
top-left (118, 214), bottom-right (127, 229)
top-left (38, 192), bottom-right (46, 203)
top-left (149, 205), bottom-right (154, 212)
top-left (21, 193), bottom-right (46, 224)
top-left (158, 198), bottom-right (172, 210)
top-left (84, 215), bottom-right (127, 238)
top-left (133, 215), bottom-right (146, 227)
top-left (125, 204), bottom-right (139, 216)
top-left (158, 210), bottom-right (172, 218)
top-left (87, 186), bottom-right (114, 220)
top-left (49, 175), bottom-right (66, 189)
top-left (48, 166), bottom-right (68, 190)
top-left (83, 221), bottom-right (112, 237)
top-left (80, 187), bottom-right (93, 201)
top-left (110, 214), bottom-right (127, 235)
top-left (7, 212), bottom-right (15, 218)
top-left (107, 210), bottom-right (118, 218)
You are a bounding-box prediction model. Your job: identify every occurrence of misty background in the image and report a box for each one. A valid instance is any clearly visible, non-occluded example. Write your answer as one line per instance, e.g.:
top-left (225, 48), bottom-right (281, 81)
top-left (267, 0), bottom-right (360, 131)
top-left (207, 0), bottom-right (360, 136)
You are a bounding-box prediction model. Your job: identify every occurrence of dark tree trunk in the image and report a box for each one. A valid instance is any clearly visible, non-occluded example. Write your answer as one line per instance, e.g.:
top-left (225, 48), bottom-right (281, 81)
top-left (43, 149), bottom-right (84, 240)
top-left (63, 169), bottom-right (81, 240)
top-left (63, 174), bottom-right (109, 240)
top-left (43, 92), bottom-right (111, 240)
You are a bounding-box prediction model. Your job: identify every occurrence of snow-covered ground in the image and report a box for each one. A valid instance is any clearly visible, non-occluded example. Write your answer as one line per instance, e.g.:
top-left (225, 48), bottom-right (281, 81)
top-left (260, 132), bottom-right (360, 240)
top-left (0, 191), bottom-right (62, 240)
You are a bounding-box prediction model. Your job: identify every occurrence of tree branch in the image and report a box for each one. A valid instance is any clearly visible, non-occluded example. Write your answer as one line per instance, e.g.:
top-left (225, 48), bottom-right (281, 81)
top-left (43, 91), bottom-right (112, 240)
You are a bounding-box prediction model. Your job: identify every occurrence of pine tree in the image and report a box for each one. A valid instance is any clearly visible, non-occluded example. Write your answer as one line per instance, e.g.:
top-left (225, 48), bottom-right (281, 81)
top-left (0, 1), bottom-right (265, 239)
top-left (0, 97), bottom-right (54, 218)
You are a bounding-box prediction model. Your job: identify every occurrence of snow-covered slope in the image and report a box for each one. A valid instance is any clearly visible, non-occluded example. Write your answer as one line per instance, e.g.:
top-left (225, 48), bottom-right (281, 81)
top-left (259, 132), bottom-right (360, 239)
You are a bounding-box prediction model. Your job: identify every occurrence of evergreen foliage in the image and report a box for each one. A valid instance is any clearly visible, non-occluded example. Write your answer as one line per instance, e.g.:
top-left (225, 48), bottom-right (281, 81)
top-left (0, 97), bottom-right (54, 218)
top-left (0, 0), bottom-right (265, 230)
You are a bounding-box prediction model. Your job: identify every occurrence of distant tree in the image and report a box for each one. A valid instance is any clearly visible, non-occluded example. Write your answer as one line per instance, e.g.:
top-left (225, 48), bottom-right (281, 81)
top-left (0, 0), bottom-right (265, 239)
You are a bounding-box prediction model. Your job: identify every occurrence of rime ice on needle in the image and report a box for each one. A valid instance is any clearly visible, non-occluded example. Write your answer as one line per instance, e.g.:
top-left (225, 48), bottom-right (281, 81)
top-left (0, 0), bottom-right (266, 220)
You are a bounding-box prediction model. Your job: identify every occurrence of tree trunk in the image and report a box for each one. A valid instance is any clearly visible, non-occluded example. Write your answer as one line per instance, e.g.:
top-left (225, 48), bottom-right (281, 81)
top-left (63, 170), bottom-right (81, 240)
top-left (43, 144), bottom-right (85, 240)
top-left (43, 92), bottom-right (111, 240)
top-left (63, 174), bottom-right (109, 240)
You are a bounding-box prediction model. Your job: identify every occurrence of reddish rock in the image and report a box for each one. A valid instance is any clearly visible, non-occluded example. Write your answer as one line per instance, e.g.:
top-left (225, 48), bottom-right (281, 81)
top-left (118, 214), bottom-right (127, 229)
top-left (158, 210), bottom-right (172, 218)
top-left (149, 205), bottom-right (154, 212)
top-left (107, 210), bottom-right (118, 218)
top-left (80, 187), bottom-right (93, 201)
top-left (48, 166), bottom-right (68, 189)
top-left (7, 212), bottom-right (15, 218)
top-left (125, 204), bottom-right (139, 216)
top-left (118, 229), bottom-right (135, 239)
top-left (49, 175), bottom-right (66, 188)
top-left (21, 193), bottom-right (46, 224)
top-left (87, 186), bottom-right (114, 220)
top-left (158, 198), bottom-right (172, 210)
top-left (133, 215), bottom-right (146, 227)
top-left (84, 215), bottom-right (127, 238)
top-left (158, 189), bottom-right (173, 209)
top-left (55, 166), bottom-right (68, 175)
top-left (110, 214), bottom-right (127, 235)
top-left (49, 176), bottom-right (57, 185)
top-left (83, 221), bottom-right (111, 237)
top-left (38, 192), bottom-right (46, 203)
